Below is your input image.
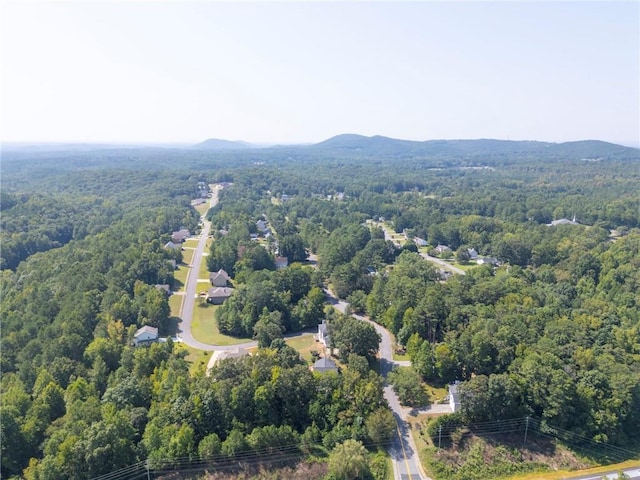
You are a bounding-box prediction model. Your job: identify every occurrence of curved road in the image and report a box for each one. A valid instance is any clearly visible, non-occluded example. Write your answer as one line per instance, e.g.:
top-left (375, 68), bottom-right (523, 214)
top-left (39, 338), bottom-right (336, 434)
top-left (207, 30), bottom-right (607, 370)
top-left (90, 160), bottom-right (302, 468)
top-left (178, 189), bottom-right (427, 478)
top-left (177, 184), bottom-right (257, 352)
top-left (325, 289), bottom-right (429, 480)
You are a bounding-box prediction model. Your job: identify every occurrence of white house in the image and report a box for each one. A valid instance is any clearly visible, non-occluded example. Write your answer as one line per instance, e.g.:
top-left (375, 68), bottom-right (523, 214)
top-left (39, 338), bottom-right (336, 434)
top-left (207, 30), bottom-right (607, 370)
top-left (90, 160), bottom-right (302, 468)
top-left (449, 382), bottom-right (461, 412)
top-left (134, 326), bottom-right (159, 346)
top-left (316, 320), bottom-right (330, 349)
top-left (414, 237), bottom-right (428, 247)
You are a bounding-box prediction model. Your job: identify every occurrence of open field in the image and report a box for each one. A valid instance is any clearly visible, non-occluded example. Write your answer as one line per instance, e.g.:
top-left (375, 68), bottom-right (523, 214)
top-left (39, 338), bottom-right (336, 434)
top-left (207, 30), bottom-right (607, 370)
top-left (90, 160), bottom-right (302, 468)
top-left (191, 301), bottom-right (252, 345)
top-left (181, 248), bottom-right (195, 265)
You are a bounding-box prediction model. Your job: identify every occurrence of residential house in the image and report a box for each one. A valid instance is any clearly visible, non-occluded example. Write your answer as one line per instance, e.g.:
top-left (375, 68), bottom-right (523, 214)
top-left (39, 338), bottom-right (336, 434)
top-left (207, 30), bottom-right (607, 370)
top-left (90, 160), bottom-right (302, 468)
top-left (449, 382), bottom-right (461, 413)
top-left (256, 220), bottom-right (268, 233)
top-left (316, 320), bottom-right (330, 349)
top-left (467, 248), bottom-right (479, 260)
top-left (171, 228), bottom-right (191, 243)
top-left (206, 287), bottom-right (234, 304)
top-left (209, 269), bottom-right (231, 287)
top-left (548, 217), bottom-right (580, 227)
top-left (167, 259), bottom-right (177, 270)
top-left (134, 326), bottom-right (159, 346)
top-left (414, 237), bottom-right (428, 247)
top-left (313, 356), bottom-right (338, 374)
top-left (477, 256), bottom-right (499, 266)
top-left (435, 245), bottom-right (452, 255)
top-left (155, 284), bottom-right (171, 295)
top-left (208, 347), bottom-right (249, 369)
top-left (275, 256), bottom-right (289, 269)
top-left (164, 241), bottom-right (180, 250)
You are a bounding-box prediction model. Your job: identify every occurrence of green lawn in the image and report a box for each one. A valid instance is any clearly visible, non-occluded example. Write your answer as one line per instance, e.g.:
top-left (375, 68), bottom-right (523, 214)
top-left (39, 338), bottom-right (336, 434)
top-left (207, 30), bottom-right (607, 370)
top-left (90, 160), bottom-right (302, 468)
top-left (181, 248), bottom-right (195, 264)
top-left (285, 334), bottom-right (321, 363)
top-left (194, 203), bottom-right (209, 216)
top-left (451, 261), bottom-right (477, 271)
top-left (191, 301), bottom-right (252, 345)
top-left (168, 294), bottom-right (183, 317)
top-left (423, 382), bottom-right (448, 403)
top-left (183, 239), bottom-right (199, 248)
top-left (176, 343), bottom-right (210, 373)
top-left (198, 257), bottom-right (209, 280)
top-left (173, 265), bottom-right (189, 290)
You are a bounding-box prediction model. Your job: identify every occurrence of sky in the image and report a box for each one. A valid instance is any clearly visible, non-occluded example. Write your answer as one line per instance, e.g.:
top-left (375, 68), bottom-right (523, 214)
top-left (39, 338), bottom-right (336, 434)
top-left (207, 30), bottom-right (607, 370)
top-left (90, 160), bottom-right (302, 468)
top-left (1, 1), bottom-right (639, 146)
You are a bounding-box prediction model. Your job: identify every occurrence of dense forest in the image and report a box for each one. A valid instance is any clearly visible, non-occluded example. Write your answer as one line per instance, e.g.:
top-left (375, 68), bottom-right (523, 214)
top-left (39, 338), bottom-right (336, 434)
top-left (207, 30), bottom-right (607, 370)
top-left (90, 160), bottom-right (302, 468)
top-left (1, 138), bottom-right (639, 479)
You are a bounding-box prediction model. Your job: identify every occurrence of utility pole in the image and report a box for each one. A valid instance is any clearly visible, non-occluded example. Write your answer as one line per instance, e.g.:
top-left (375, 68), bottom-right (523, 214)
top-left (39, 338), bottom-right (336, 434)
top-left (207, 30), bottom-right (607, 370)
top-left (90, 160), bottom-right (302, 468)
top-left (438, 425), bottom-right (442, 449)
top-left (523, 416), bottom-right (529, 448)
top-left (146, 459), bottom-right (151, 480)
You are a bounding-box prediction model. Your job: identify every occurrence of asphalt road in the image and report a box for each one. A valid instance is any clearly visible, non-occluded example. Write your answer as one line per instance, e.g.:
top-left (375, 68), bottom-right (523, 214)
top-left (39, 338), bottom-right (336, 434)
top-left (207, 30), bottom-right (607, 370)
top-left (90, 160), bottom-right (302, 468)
top-left (177, 184), bottom-right (257, 352)
top-left (567, 467), bottom-right (640, 480)
top-left (325, 289), bottom-right (428, 480)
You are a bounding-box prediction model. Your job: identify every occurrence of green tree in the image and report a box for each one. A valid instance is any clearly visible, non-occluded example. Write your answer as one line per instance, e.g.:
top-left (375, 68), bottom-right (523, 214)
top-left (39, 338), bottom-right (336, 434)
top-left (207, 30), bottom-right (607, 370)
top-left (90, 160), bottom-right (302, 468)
top-left (365, 407), bottom-right (396, 448)
top-left (327, 439), bottom-right (371, 480)
top-left (198, 433), bottom-right (222, 460)
top-left (330, 315), bottom-right (380, 363)
top-left (387, 367), bottom-right (429, 407)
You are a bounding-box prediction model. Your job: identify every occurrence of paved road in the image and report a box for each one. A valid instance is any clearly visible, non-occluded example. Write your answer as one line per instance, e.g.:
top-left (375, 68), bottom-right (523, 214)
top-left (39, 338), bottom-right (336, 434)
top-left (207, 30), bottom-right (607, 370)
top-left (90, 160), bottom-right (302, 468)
top-left (325, 289), bottom-right (429, 480)
top-left (376, 222), bottom-right (465, 276)
top-left (567, 467), bottom-right (640, 480)
top-left (418, 253), bottom-right (466, 276)
top-left (177, 184), bottom-right (257, 352)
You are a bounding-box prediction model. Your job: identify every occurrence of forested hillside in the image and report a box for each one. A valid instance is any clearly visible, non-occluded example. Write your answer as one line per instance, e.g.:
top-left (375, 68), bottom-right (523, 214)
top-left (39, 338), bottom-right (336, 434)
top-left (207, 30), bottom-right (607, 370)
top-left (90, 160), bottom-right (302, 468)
top-left (1, 140), bottom-right (638, 479)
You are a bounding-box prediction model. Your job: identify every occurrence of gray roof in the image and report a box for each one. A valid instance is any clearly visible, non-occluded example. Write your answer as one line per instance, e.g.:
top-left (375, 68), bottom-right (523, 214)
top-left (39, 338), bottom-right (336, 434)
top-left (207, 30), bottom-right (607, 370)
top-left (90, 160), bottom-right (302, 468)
top-left (134, 325), bottom-right (158, 338)
top-left (314, 357), bottom-right (337, 370)
top-left (207, 287), bottom-right (234, 298)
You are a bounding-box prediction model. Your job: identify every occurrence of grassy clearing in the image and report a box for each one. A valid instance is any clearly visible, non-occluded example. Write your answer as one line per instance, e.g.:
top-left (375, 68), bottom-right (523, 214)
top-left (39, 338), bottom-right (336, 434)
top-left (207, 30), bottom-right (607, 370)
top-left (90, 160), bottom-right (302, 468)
top-left (168, 295), bottom-right (183, 317)
top-left (191, 301), bottom-right (252, 345)
top-left (183, 239), bottom-right (199, 248)
top-left (198, 257), bottom-right (209, 280)
top-left (285, 334), bottom-right (321, 363)
top-left (424, 383), bottom-right (449, 403)
top-left (173, 265), bottom-right (189, 289)
top-left (181, 248), bottom-right (195, 265)
top-left (451, 261), bottom-right (477, 271)
top-left (194, 203), bottom-right (209, 216)
top-left (176, 343), bottom-right (210, 373)
top-left (419, 427), bottom-right (599, 480)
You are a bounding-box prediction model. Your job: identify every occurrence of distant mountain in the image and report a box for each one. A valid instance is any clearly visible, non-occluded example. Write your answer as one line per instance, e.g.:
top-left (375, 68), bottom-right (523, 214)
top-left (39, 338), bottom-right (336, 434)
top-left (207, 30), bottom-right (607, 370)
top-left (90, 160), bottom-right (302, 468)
top-left (309, 135), bottom-right (639, 160)
top-left (193, 138), bottom-right (258, 150)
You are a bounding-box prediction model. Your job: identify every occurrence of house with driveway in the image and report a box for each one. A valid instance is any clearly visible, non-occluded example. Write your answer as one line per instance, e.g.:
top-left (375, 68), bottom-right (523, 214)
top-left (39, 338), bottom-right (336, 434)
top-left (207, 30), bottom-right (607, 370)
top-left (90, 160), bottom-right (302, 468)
top-left (206, 286), bottom-right (234, 304)
top-left (209, 269), bottom-right (231, 287)
top-left (133, 325), bottom-right (159, 346)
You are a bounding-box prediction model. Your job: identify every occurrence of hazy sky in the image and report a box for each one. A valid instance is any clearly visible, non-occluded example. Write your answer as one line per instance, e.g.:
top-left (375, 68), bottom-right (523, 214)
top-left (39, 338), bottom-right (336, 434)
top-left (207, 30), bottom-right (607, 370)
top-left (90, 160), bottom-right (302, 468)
top-left (2, 1), bottom-right (639, 146)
